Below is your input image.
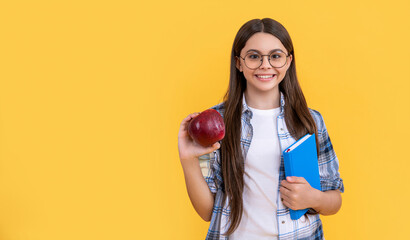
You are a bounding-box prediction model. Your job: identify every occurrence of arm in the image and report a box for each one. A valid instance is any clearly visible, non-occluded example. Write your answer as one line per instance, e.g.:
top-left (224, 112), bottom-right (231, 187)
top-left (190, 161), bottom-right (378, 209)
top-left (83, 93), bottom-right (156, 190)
top-left (178, 112), bottom-right (219, 222)
top-left (280, 177), bottom-right (342, 216)
top-left (311, 189), bottom-right (342, 215)
top-left (181, 159), bottom-right (215, 222)
top-left (313, 112), bottom-right (344, 215)
top-left (280, 110), bottom-right (345, 215)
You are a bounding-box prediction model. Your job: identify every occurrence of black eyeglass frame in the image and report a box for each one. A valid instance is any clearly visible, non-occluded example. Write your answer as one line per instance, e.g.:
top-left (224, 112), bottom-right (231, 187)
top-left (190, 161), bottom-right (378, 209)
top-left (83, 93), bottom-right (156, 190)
top-left (237, 50), bottom-right (291, 69)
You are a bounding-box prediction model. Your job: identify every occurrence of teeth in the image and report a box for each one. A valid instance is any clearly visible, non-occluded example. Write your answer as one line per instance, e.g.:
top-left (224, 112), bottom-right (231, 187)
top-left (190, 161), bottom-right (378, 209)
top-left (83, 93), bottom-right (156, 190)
top-left (257, 75), bottom-right (273, 79)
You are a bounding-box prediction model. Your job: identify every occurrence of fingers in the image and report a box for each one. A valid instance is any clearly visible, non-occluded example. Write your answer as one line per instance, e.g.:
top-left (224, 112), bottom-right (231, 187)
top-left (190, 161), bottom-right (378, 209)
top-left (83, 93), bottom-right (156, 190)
top-left (179, 112), bottom-right (201, 134)
top-left (282, 199), bottom-right (292, 209)
top-left (286, 176), bottom-right (306, 183)
top-left (280, 191), bottom-right (291, 203)
top-left (280, 185), bottom-right (291, 196)
top-left (281, 180), bottom-right (292, 191)
top-left (211, 142), bottom-right (221, 150)
top-left (193, 141), bottom-right (221, 157)
top-left (280, 192), bottom-right (295, 210)
top-left (202, 142), bottom-right (221, 155)
top-left (180, 112), bottom-right (201, 127)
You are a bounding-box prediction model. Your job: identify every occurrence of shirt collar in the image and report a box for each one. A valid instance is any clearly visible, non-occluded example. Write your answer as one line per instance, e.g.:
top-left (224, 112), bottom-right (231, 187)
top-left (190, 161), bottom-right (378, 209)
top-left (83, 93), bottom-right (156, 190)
top-left (242, 91), bottom-right (285, 114)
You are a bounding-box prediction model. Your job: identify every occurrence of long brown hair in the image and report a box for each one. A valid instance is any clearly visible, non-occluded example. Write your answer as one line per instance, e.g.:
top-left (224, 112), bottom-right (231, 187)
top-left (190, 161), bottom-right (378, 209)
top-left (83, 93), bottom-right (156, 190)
top-left (220, 18), bottom-right (319, 236)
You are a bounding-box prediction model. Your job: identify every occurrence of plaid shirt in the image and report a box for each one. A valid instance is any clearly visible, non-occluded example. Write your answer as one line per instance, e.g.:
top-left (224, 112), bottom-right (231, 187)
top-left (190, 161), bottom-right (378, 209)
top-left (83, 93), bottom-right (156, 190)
top-left (198, 91), bottom-right (345, 240)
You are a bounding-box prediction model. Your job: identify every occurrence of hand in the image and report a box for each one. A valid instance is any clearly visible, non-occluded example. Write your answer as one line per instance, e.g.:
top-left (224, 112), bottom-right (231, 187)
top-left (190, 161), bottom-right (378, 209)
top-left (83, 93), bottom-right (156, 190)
top-left (178, 112), bottom-right (221, 164)
top-left (279, 176), bottom-right (321, 211)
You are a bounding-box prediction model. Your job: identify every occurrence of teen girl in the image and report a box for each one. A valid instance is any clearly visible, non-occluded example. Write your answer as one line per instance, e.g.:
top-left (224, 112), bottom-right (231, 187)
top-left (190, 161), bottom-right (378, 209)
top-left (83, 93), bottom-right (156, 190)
top-left (178, 18), bottom-right (344, 240)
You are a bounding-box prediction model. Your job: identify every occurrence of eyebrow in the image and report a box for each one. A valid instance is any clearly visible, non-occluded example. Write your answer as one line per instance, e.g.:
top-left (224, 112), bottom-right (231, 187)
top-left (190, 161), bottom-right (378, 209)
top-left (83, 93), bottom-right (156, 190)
top-left (246, 49), bottom-right (285, 54)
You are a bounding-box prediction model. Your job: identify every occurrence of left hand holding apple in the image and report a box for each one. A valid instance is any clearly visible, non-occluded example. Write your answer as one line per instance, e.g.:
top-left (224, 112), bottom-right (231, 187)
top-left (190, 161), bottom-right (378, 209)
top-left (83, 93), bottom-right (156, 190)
top-left (280, 176), bottom-right (321, 211)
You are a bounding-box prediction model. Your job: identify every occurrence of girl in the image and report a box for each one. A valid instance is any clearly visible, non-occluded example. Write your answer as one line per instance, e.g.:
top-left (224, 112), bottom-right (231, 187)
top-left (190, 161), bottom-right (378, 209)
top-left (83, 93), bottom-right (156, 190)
top-left (178, 18), bottom-right (344, 240)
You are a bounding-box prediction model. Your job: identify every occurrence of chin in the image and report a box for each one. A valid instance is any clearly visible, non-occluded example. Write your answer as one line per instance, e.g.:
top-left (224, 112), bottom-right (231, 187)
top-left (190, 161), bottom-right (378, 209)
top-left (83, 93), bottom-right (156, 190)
top-left (256, 82), bottom-right (280, 91)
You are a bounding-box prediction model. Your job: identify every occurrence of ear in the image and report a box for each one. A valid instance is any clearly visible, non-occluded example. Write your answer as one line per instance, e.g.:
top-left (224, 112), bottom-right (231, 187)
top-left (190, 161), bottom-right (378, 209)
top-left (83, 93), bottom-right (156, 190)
top-left (235, 56), bottom-right (243, 72)
top-left (284, 54), bottom-right (293, 71)
top-left (288, 54), bottom-right (293, 67)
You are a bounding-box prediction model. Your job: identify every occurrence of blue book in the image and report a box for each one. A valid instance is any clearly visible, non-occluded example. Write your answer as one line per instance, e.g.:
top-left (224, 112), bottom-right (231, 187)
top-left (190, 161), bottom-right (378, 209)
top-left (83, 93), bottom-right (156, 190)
top-left (283, 133), bottom-right (321, 220)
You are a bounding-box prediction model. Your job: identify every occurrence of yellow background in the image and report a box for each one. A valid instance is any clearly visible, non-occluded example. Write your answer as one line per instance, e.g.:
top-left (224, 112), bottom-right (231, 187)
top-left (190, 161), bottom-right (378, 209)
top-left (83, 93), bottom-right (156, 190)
top-left (1, 0), bottom-right (409, 239)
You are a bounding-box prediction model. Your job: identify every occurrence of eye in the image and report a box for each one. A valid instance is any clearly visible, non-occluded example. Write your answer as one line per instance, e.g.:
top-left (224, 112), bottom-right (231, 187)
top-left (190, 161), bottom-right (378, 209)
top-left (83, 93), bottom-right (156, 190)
top-left (248, 54), bottom-right (261, 59)
top-left (270, 52), bottom-right (286, 60)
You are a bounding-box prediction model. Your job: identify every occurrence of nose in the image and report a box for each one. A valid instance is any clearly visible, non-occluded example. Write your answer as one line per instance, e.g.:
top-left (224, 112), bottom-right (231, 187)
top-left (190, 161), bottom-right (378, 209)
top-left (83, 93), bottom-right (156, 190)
top-left (260, 55), bottom-right (272, 69)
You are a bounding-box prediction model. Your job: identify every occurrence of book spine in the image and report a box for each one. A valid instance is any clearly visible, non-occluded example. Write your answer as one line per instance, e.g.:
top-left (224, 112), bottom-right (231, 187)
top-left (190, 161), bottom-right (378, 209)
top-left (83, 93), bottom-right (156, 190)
top-left (283, 152), bottom-right (293, 178)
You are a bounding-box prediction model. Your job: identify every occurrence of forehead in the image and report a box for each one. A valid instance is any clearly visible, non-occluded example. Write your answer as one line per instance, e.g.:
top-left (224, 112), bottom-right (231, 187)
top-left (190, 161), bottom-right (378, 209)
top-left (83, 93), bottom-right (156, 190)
top-left (241, 32), bottom-right (287, 54)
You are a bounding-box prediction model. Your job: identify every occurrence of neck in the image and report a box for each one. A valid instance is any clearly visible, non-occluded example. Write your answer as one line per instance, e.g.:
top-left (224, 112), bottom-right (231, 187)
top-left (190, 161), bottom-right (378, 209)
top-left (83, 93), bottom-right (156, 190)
top-left (244, 87), bottom-right (281, 110)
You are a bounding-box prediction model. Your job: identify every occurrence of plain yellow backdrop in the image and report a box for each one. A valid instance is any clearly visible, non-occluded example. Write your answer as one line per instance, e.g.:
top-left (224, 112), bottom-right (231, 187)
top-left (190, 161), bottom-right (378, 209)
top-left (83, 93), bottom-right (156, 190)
top-left (0, 0), bottom-right (409, 239)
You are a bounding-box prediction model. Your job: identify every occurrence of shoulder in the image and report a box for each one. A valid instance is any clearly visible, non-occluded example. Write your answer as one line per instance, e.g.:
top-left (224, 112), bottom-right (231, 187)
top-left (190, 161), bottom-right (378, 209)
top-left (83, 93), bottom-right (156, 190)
top-left (308, 108), bottom-right (326, 133)
top-left (209, 102), bottom-right (226, 119)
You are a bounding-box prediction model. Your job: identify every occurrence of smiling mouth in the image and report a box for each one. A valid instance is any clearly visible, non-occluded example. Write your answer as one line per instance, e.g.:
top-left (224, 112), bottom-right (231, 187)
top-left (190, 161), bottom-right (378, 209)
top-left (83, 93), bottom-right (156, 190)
top-left (255, 74), bottom-right (276, 80)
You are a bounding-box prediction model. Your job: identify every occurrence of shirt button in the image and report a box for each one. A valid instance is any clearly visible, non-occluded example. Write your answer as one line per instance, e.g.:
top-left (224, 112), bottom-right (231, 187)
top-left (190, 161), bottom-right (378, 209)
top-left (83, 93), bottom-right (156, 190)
top-left (282, 221), bottom-right (285, 224)
top-left (280, 128), bottom-right (284, 131)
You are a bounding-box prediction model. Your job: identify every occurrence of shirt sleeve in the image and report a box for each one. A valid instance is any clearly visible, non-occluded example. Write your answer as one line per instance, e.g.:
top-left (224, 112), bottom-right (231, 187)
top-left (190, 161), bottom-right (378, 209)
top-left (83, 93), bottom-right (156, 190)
top-left (198, 150), bottom-right (220, 194)
top-left (317, 114), bottom-right (345, 193)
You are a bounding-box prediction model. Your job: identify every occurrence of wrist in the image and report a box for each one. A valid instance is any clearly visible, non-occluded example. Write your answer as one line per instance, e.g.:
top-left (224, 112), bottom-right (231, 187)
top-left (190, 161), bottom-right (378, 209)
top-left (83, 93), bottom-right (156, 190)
top-left (180, 157), bottom-right (199, 170)
top-left (310, 189), bottom-right (323, 213)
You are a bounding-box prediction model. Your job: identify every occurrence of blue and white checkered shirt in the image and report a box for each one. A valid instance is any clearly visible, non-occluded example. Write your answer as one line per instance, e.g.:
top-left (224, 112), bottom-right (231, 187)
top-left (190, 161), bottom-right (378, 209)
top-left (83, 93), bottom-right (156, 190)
top-left (198, 91), bottom-right (345, 240)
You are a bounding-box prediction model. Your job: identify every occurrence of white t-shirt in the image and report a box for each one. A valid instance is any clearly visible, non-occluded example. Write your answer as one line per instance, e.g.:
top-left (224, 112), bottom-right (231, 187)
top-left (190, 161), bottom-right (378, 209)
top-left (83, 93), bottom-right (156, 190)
top-left (229, 105), bottom-right (282, 240)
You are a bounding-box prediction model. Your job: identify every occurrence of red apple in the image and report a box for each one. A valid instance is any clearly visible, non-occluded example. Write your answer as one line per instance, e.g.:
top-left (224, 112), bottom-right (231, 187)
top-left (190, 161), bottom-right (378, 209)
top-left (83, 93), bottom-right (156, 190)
top-left (188, 109), bottom-right (225, 147)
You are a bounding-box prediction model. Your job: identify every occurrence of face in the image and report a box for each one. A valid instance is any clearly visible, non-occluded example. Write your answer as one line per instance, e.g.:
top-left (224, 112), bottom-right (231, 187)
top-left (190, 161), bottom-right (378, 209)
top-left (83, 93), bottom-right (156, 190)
top-left (236, 32), bottom-right (293, 94)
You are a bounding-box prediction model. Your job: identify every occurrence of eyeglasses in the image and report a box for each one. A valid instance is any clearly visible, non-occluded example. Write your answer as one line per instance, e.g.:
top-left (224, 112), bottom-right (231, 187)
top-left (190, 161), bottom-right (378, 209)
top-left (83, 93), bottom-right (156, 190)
top-left (238, 50), bottom-right (290, 69)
